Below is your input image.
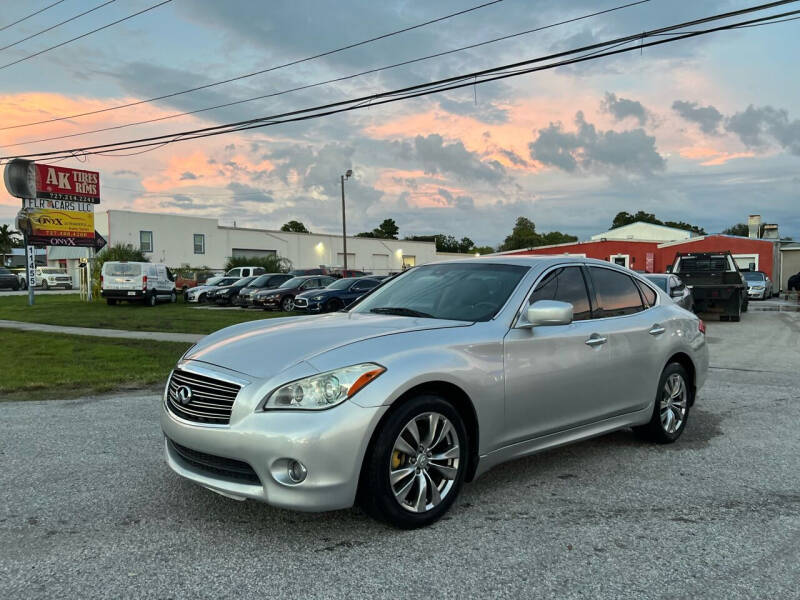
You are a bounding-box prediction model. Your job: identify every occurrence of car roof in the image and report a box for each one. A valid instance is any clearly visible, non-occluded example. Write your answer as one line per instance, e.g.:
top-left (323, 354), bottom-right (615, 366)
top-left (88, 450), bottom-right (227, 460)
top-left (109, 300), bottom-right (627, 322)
top-left (643, 273), bottom-right (670, 279)
top-left (431, 255), bottom-right (622, 269)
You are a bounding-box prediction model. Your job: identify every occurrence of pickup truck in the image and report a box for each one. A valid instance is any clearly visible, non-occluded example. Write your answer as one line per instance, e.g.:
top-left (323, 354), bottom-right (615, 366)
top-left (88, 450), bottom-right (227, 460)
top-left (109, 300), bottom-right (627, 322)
top-left (670, 251), bottom-right (747, 321)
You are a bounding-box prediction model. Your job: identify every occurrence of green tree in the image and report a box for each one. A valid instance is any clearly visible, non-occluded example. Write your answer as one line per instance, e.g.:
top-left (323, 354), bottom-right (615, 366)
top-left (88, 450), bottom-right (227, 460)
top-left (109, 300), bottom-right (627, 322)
top-left (540, 231), bottom-right (579, 246)
top-left (473, 245), bottom-right (495, 255)
top-left (223, 254), bottom-right (291, 273)
top-left (0, 224), bottom-right (22, 266)
top-left (610, 211), bottom-right (706, 235)
top-left (723, 223), bottom-right (753, 237)
top-left (357, 218), bottom-right (399, 239)
top-left (498, 217), bottom-right (541, 251)
top-left (280, 220), bottom-right (310, 233)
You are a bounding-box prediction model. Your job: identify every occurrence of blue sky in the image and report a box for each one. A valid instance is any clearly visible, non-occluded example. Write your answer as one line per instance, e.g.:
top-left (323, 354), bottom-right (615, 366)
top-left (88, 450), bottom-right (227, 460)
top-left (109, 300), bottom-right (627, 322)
top-left (1, 0), bottom-right (799, 245)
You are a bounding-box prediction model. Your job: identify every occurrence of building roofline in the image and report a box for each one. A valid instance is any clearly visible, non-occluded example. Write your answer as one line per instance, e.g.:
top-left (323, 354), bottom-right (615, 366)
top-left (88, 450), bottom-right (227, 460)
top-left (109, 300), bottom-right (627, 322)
top-left (594, 221), bottom-right (698, 237)
top-left (488, 238), bottom-right (661, 255)
top-left (657, 233), bottom-right (777, 248)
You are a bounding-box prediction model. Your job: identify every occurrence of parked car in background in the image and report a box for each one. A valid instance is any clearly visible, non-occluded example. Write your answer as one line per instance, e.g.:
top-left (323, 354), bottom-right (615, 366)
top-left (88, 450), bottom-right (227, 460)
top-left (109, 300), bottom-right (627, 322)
top-left (101, 261), bottom-right (176, 306)
top-left (671, 251), bottom-right (747, 321)
top-left (225, 266), bottom-right (265, 278)
top-left (162, 257), bottom-right (708, 528)
top-left (184, 276), bottom-right (239, 303)
top-left (643, 274), bottom-right (694, 312)
top-left (174, 270), bottom-right (215, 294)
top-left (788, 271), bottom-right (800, 291)
top-left (35, 267), bottom-right (72, 290)
top-left (742, 271), bottom-right (773, 300)
top-left (234, 273), bottom-right (294, 307)
top-left (294, 276), bottom-right (381, 313)
top-left (288, 268), bottom-right (329, 276)
top-left (0, 267), bottom-right (20, 290)
top-left (253, 275), bottom-right (335, 311)
top-left (210, 277), bottom-right (257, 306)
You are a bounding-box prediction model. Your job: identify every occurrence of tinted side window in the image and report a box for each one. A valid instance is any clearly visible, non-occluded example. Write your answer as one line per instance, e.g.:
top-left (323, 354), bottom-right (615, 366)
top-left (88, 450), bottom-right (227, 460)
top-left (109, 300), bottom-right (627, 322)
top-left (635, 280), bottom-right (657, 308)
top-left (529, 267), bottom-right (592, 321)
top-left (352, 280), bottom-right (378, 292)
top-left (590, 268), bottom-right (644, 317)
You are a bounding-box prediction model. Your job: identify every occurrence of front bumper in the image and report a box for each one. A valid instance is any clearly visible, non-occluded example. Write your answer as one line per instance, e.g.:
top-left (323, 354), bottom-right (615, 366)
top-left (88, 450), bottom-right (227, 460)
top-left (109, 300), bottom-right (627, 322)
top-left (161, 371), bottom-right (387, 511)
top-left (748, 288), bottom-right (766, 299)
top-left (255, 296), bottom-right (281, 309)
top-left (294, 298), bottom-right (323, 312)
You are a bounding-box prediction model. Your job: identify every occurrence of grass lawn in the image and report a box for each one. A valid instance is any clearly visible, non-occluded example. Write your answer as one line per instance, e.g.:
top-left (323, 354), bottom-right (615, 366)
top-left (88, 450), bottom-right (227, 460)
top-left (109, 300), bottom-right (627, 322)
top-left (0, 329), bottom-right (190, 401)
top-left (0, 293), bottom-right (293, 334)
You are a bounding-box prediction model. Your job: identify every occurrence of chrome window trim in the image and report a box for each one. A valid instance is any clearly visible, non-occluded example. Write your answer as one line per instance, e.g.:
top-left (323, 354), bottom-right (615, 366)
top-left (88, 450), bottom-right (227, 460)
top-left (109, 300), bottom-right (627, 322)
top-left (587, 264), bottom-right (660, 320)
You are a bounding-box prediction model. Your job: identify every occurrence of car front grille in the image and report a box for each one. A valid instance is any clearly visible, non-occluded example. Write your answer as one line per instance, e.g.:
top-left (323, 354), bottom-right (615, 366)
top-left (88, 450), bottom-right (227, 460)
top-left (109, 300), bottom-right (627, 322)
top-left (166, 369), bottom-right (240, 425)
top-left (167, 438), bottom-right (260, 484)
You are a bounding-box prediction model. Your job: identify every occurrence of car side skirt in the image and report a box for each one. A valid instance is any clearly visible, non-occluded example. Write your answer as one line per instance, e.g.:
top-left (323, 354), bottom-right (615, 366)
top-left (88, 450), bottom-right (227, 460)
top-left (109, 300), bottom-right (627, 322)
top-left (473, 405), bottom-right (652, 479)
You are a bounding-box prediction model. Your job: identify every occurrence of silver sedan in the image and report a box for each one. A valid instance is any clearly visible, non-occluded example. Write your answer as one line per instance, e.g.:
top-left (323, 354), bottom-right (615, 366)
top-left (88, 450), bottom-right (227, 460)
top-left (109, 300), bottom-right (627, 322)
top-left (161, 257), bottom-right (708, 528)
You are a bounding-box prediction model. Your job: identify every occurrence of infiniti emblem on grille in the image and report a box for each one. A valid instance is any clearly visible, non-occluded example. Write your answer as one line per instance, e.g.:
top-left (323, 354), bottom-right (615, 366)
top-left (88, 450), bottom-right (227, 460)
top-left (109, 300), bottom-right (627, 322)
top-left (176, 385), bottom-right (193, 405)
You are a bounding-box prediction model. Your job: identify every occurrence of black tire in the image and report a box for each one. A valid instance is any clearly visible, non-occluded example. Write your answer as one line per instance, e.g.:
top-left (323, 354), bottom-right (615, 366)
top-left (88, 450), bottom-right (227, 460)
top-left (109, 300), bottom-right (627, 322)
top-left (12, 283), bottom-right (19, 291)
top-left (281, 296), bottom-right (294, 312)
top-left (325, 298), bottom-right (344, 312)
top-left (359, 395), bottom-right (468, 529)
top-left (634, 363), bottom-right (691, 444)
top-left (42, 280), bottom-right (49, 290)
top-left (198, 293), bottom-right (206, 303)
top-left (146, 293), bottom-right (156, 307)
top-left (106, 299), bottom-right (117, 305)
top-left (182, 286), bottom-right (188, 295)
top-left (170, 291), bottom-right (177, 303)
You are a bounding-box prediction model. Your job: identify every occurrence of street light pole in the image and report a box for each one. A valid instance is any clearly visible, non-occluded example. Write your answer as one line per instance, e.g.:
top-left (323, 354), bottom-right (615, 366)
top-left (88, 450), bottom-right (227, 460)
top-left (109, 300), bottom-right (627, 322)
top-left (340, 169), bottom-right (352, 274)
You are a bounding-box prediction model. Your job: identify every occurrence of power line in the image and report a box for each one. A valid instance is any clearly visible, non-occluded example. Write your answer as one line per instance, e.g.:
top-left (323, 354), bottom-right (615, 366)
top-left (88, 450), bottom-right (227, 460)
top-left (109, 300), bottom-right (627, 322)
top-left (0, 0), bottom-right (116, 53)
top-left (0, 0), bottom-right (503, 131)
top-left (0, 0), bottom-right (172, 72)
top-left (0, 0), bottom-right (67, 33)
top-left (3, 1), bottom-right (798, 163)
top-left (3, 0), bottom-right (652, 149)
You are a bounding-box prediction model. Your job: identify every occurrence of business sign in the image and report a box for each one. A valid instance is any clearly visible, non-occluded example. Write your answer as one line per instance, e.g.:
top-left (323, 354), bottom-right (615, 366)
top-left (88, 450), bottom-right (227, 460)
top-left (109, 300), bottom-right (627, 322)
top-left (34, 164), bottom-right (100, 204)
top-left (23, 197), bottom-right (94, 213)
top-left (26, 208), bottom-right (95, 239)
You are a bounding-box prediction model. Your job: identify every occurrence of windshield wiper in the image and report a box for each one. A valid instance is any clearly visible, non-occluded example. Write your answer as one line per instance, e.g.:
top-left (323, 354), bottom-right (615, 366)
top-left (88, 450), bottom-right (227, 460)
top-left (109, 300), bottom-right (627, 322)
top-left (369, 307), bottom-right (434, 318)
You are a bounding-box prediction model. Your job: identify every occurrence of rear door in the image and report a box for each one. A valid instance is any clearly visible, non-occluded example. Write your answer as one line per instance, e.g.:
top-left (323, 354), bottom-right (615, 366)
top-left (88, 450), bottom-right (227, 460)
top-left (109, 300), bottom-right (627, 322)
top-left (585, 266), bottom-right (663, 416)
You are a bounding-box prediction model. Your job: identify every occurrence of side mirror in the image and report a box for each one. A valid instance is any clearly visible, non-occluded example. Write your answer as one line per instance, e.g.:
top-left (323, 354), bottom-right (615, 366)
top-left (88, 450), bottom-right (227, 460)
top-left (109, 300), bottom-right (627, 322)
top-left (519, 300), bottom-right (573, 328)
top-left (670, 288), bottom-right (683, 298)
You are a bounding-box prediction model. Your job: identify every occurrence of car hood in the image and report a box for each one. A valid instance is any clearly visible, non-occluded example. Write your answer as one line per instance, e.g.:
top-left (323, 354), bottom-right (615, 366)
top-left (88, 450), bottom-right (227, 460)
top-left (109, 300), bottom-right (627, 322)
top-left (296, 289), bottom-right (337, 299)
top-left (184, 312), bottom-right (471, 378)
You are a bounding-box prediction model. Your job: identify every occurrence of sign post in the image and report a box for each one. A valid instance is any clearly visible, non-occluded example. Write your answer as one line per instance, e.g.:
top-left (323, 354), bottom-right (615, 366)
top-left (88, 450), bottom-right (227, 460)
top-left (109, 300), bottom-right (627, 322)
top-left (24, 232), bottom-right (35, 306)
top-left (4, 159), bottom-right (101, 304)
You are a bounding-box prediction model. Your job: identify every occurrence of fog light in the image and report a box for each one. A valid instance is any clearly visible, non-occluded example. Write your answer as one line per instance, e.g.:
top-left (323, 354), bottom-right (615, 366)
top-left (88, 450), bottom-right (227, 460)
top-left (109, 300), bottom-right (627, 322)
top-left (287, 460), bottom-right (307, 483)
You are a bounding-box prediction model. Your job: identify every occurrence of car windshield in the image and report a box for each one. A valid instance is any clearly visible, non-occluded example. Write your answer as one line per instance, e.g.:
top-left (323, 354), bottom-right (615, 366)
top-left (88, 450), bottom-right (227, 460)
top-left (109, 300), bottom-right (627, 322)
top-left (204, 277), bottom-right (222, 286)
top-left (326, 278), bottom-right (357, 290)
top-left (743, 272), bottom-right (764, 282)
top-left (279, 277), bottom-right (307, 289)
top-left (234, 277), bottom-right (256, 286)
top-left (644, 276), bottom-right (668, 292)
top-left (250, 274), bottom-right (274, 286)
top-left (351, 262), bottom-right (528, 322)
top-left (104, 263), bottom-right (141, 276)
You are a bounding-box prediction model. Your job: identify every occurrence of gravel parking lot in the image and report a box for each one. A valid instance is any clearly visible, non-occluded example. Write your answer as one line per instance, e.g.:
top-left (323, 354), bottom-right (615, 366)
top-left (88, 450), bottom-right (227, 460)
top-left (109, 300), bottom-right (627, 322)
top-left (2, 311), bottom-right (798, 599)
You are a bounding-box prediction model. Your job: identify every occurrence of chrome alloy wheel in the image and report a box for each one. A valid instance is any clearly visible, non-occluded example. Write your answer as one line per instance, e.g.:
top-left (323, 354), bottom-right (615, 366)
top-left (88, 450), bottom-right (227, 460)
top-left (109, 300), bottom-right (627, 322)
top-left (389, 412), bottom-right (461, 513)
top-left (660, 373), bottom-right (688, 434)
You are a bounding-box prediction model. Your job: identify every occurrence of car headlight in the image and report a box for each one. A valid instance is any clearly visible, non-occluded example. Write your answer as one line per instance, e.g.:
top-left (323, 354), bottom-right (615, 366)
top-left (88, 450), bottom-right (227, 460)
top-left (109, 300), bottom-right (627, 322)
top-left (262, 363), bottom-right (385, 410)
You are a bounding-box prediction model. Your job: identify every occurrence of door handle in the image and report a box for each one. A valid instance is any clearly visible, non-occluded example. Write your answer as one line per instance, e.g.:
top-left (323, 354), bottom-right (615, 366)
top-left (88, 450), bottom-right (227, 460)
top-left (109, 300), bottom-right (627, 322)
top-left (649, 325), bottom-right (666, 336)
top-left (585, 335), bottom-right (607, 347)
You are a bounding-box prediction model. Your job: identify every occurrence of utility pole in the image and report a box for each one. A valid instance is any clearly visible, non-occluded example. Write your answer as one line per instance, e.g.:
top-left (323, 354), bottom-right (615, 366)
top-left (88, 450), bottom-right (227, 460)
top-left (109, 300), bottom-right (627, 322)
top-left (340, 169), bottom-right (352, 274)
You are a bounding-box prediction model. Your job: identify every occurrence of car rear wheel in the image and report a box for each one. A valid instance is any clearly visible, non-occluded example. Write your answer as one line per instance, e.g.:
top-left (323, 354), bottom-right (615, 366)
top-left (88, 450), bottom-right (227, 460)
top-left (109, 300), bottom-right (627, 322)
top-left (360, 395), bottom-right (467, 529)
top-left (170, 291), bottom-right (177, 303)
top-left (147, 293), bottom-right (156, 307)
top-left (281, 296), bottom-right (294, 312)
top-left (634, 363), bottom-right (690, 444)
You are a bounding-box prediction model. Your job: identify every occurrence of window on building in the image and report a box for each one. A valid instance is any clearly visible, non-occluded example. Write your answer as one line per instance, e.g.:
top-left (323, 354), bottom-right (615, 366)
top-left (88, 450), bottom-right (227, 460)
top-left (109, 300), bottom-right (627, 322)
top-left (139, 231), bottom-right (153, 253)
top-left (529, 267), bottom-right (592, 321)
top-left (590, 267), bottom-right (644, 318)
top-left (402, 255), bottom-right (416, 268)
top-left (193, 234), bottom-right (205, 254)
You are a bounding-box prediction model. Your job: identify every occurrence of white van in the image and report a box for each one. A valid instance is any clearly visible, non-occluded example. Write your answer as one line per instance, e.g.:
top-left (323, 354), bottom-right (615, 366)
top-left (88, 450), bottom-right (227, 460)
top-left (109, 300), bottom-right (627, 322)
top-left (225, 266), bottom-right (265, 278)
top-left (101, 261), bottom-right (176, 306)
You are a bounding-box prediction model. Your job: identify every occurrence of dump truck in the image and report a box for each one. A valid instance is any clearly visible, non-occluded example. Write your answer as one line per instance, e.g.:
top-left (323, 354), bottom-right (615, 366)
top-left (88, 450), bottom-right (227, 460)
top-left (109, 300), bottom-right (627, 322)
top-left (670, 251), bottom-right (747, 321)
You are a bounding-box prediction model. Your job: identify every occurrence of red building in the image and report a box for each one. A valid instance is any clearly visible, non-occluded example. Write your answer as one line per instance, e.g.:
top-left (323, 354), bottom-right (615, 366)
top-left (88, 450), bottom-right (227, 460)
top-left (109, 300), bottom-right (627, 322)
top-left (504, 235), bottom-right (780, 280)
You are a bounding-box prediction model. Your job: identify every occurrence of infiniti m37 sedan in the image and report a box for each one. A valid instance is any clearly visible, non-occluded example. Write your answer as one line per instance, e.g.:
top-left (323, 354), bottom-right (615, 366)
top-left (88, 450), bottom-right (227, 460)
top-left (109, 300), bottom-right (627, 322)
top-left (162, 257), bottom-right (708, 528)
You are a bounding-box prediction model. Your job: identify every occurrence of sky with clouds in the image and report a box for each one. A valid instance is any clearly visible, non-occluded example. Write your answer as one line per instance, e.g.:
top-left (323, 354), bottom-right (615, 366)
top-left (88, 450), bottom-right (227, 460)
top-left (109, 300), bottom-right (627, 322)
top-left (1, 0), bottom-right (799, 245)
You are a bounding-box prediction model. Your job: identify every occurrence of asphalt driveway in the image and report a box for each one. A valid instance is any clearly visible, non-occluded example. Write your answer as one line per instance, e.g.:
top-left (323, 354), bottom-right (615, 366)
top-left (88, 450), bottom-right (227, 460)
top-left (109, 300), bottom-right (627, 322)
top-left (1, 311), bottom-right (798, 599)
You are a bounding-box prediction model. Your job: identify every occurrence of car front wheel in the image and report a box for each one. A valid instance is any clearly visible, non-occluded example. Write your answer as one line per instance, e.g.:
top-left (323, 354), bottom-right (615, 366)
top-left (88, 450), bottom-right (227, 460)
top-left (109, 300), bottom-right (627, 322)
top-left (281, 296), bottom-right (294, 312)
top-left (360, 395), bottom-right (467, 529)
top-left (635, 363), bottom-right (691, 443)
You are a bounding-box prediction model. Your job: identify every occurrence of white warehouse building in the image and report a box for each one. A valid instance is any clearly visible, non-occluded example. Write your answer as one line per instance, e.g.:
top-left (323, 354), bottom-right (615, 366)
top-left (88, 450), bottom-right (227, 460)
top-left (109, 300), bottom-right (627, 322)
top-left (96, 210), bottom-right (439, 274)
